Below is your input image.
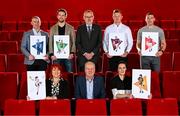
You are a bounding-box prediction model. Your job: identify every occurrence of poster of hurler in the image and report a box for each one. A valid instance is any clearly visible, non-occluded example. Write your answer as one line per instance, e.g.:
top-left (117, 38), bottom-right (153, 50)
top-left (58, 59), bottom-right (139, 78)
top-left (141, 32), bottom-right (159, 56)
top-left (54, 35), bottom-right (69, 59)
top-left (27, 71), bottom-right (46, 100)
top-left (30, 36), bottom-right (46, 59)
top-left (132, 69), bottom-right (151, 99)
top-left (108, 33), bottom-right (126, 56)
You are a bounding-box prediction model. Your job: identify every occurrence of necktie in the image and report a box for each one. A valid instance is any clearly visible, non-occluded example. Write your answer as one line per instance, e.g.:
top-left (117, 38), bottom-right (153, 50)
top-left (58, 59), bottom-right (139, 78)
top-left (87, 26), bottom-right (91, 38)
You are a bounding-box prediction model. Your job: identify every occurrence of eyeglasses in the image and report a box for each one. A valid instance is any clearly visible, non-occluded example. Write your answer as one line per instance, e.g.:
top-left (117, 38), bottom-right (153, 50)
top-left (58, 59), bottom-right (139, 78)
top-left (85, 16), bottom-right (93, 18)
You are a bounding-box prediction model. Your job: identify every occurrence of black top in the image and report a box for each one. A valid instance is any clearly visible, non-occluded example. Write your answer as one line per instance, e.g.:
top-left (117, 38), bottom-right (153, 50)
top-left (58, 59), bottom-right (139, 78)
top-left (58, 25), bottom-right (65, 35)
top-left (46, 78), bottom-right (69, 99)
top-left (111, 75), bottom-right (132, 90)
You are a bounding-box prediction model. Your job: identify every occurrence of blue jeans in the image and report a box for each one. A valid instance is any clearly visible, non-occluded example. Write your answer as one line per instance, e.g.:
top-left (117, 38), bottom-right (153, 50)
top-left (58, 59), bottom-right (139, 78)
top-left (53, 59), bottom-right (72, 72)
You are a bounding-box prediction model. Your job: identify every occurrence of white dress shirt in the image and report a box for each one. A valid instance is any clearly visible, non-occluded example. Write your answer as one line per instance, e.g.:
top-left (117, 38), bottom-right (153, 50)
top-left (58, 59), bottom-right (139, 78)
top-left (33, 28), bottom-right (41, 36)
top-left (103, 23), bottom-right (133, 54)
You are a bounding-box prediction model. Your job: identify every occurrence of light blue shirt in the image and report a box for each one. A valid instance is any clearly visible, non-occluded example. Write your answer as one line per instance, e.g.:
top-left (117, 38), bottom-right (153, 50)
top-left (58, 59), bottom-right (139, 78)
top-left (86, 78), bottom-right (94, 99)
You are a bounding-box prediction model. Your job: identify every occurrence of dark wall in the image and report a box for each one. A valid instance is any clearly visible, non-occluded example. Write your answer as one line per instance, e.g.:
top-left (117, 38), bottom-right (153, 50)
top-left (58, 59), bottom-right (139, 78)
top-left (0, 0), bottom-right (180, 21)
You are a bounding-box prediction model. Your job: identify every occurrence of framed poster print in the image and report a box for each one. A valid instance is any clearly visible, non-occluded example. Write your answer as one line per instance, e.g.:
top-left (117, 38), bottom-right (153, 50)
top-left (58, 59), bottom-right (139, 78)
top-left (141, 32), bottom-right (159, 56)
top-left (108, 33), bottom-right (126, 56)
top-left (27, 71), bottom-right (46, 100)
top-left (54, 35), bottom-right (70, 59)
top-left (132, 69), bottom-right (151, 99)
top-left (30, 36), bottom-right (46, 59)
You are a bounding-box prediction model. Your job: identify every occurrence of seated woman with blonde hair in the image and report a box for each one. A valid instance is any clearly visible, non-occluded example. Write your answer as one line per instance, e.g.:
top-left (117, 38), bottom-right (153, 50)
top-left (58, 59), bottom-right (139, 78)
top-left (46, 64), bottom-right (69, 99)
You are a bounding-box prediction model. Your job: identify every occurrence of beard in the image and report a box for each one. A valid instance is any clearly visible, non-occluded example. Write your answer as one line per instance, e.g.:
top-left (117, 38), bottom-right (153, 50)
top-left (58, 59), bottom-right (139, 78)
top-left (59, 20), bottom-right (65, 23)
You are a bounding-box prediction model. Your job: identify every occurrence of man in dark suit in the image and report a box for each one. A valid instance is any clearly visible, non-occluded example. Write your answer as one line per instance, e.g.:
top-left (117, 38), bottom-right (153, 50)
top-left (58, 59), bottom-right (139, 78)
top-left (76, 10), bottom-right (102, 71)
top-left (21, 16), bottom-right (49, 71)
top-left (75, 61), bottom-right (105, 99)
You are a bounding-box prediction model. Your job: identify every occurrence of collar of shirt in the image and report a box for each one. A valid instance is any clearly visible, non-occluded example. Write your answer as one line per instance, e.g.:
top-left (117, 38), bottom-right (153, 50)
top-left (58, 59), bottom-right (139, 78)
top-left (86, 77), bottom-right (94, 83)
top-left (113, 23), bottom-right (123, 28)
top-left (32, 28), bottom-right (41, 36)
top-left (86, 24), bottom-right (92, 30)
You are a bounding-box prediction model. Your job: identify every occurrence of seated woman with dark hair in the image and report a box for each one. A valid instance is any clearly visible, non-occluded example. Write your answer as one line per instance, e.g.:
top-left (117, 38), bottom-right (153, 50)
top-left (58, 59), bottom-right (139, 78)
top-left (46, 64), bottom-right (69, 99)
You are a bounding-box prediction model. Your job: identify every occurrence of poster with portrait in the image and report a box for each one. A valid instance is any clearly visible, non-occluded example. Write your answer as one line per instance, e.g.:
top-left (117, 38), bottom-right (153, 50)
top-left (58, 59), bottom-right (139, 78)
top-left (108, 33), bottom-right (126, 56)
top-left (141, 32), bottom-right (159, 56)
top-left (30, 36), bottom-right (46, 59)
top-left (132, 69), bottom-right (151, 99)
top-left (27, 71), bottom-right (46, 100)
top-left (54, 35), bottom-right (70, 59)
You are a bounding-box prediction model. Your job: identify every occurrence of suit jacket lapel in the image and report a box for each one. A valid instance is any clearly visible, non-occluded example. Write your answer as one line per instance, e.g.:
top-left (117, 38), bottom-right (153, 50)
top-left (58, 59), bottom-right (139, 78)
top-left (93, 76), bottom-right (97, 98)
top-left (83, 24), bottom-right (90, 40)
top-left (82, 77), bottom-right (87, 98)
top-left (65, 23), bottom-right (68, 35)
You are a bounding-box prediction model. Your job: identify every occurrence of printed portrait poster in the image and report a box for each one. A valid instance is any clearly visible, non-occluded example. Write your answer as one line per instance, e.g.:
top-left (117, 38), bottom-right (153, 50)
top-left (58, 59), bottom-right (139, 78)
top-left (27, 71), bottom-right (46, 100)
top-left (141, 32), bottom-right (159, 56)
top-left (30, 36), bottom-right (46, 59)
top-left (108, 33), bottom-right (126, 56)
top-left (54, 35), bottom-right (70, 59)
top-left (132, 69), bottom-right (151, 99)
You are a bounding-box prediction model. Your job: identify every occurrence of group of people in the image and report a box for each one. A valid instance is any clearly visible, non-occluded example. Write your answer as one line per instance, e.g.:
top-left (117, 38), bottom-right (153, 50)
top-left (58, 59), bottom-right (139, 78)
top-left (21, 8), bottom-right (166, 99)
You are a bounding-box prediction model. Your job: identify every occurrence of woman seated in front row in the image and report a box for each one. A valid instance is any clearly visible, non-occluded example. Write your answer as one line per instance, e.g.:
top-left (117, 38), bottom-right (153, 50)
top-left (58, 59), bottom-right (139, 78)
top-left (46, 64), bottom-right (69, 99)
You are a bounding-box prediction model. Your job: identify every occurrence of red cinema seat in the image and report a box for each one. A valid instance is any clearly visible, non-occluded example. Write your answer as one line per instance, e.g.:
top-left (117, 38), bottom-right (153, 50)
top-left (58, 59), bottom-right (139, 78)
top-left (160, 20), bottom-right (176, 29)
top-left (128, 20), bottom-right (144, 30)
top-left (97, 21), bottom-right (112, 29)
top-left (17, 21), bottom-right (31, 31)
top-left (0, 31), bottom-right (9, 41)
top-left (0, 72), bottom-right (18, 112)
top-left (151, 71), bottom-right (161, 98)
top-left (76, 99), bottom-right (107, 115)
top-left (173, 52), bottom-right (180, 71)
top-left (68, 21), bottom-right (80, 30)
top-left (18, 72), bottom-right (27, 99)
top-left (168, 29), bottom-right (180, 39)
top-left (105, 71), bottom-right (116, 98)
top-left (4, 99), bottom-right (35, 115)
top-left (0, 54), bottom-right (6, 72)
top-left (160, 52), bottom-right (173, 71)
top-left (166, 39), bottom-right (180, 52)
top-left (2, 21), bottom-right (17, 31)
top-left (0, 41), bottom-right (18, 54)
top-left (7, 54), bottom-right (26, 73)
top-left (127, 52), bottom-right (140, 71)
top-left (111, 99), bottom-right (142, 115)
top-left (162, 71), bottom-right (180, 100)
top-left (39, 99), bottom-right (71, 115)
top-left (146, 98), bottom-right (178, 115)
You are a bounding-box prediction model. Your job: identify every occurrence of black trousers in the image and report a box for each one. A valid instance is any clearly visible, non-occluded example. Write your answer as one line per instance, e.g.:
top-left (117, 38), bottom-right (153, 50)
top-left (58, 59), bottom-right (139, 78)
top-left (109, 56), bottom-right (128, 71)
top-left (26, 60), bottom-right (48, 71)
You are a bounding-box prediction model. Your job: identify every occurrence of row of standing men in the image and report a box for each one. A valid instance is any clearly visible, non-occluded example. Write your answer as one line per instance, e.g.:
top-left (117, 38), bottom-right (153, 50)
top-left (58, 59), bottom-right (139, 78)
top-left (21, 8), bottom-right (166, 73)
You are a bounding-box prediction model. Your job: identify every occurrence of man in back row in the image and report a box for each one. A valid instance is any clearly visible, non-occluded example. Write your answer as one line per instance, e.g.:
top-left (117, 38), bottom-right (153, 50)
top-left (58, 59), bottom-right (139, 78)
top-left (103, 9), bottom-right (133, 71)
top-left (49, 8), bottom-right (76, 72)
top-left (136, 12), bottom-right (166, 72)
top-left (76, 10), bottom-right (102, 72)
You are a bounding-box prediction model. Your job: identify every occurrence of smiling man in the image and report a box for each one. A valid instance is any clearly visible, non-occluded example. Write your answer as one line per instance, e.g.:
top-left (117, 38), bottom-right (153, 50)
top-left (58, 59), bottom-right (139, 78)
top-left (75, 61), bottom-right (105, 99)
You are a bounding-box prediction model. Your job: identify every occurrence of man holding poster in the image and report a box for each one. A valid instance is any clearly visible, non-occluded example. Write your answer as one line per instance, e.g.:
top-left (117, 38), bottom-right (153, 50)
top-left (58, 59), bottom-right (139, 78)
top-left (21, 16), bottom-right (49, 71)
top-left (103, 9), bottom-right (133, 71)
top-left (49, 8), bottom-right (76, 72)
top-left (136, 12), bottom-right (166, 72)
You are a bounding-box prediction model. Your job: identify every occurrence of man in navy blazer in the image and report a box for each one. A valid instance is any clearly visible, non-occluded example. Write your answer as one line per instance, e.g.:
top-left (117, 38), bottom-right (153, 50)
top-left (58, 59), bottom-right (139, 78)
top-left (75, 61), bottom-right (105, 99)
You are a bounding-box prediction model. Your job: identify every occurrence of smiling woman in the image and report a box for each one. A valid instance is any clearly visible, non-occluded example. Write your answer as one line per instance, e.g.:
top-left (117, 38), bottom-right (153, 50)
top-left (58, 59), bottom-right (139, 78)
top-left (46, 64), bottom-right (69, 99)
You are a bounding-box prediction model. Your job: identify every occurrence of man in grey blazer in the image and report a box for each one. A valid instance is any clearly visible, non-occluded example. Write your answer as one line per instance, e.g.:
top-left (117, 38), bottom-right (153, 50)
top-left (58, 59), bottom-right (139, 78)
top-left (49, 8), bottom-right (76, 72)
top-left (21, 16), bottom-right (49, 71)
